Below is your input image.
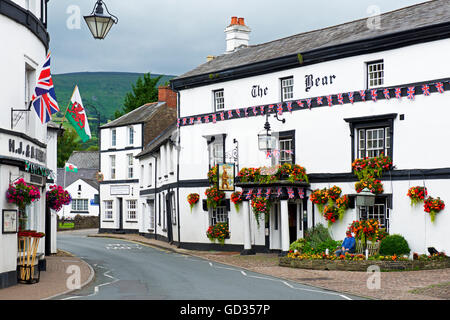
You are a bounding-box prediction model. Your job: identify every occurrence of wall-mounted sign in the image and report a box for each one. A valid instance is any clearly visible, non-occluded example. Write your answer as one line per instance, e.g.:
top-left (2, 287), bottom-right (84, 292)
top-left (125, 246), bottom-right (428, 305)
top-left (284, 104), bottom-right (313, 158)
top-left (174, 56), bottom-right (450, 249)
top-left (218, 163), bottom-right (235, 191)
top-left (251, 85), bottom-right (268, 98)
top-left (110, 185), bottom-right (130, 196)
top-left (305, 74), bottom-right (337, 92)
top-left (2, 210), bottom-right (18, 234)
top-left (25, 161), bottom-right (51, 178)
top-left (9, 139), bottom-right (46, 163)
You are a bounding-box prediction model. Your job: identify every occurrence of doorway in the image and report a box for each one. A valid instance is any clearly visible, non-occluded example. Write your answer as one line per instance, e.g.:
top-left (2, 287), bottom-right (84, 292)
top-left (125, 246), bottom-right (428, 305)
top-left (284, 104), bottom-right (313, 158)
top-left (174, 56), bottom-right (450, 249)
top-left (118, 197), bottom-right (123, 230)
top-left (288, 203), bottom-right (297, 244)
top-left (165, 193), bottom-right (173, 243)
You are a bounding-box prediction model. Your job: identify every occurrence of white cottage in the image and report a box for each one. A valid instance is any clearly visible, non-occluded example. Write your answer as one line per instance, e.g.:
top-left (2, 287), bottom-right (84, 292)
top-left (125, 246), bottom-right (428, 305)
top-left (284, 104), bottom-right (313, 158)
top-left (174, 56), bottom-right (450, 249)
top-left (99, 87), bottom-right (177, 234)
top-left (0, 0), bottom-right (55, 288)
top-left (170, 1), bottom-right (450, 255)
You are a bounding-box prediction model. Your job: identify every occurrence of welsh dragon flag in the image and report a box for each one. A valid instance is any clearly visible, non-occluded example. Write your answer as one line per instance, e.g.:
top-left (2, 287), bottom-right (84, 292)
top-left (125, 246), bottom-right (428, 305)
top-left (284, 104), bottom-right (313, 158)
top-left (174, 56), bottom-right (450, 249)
top-left (65, 163), bottom-right (78, 173)
top-left (66, 85), bottom-right (91, 143)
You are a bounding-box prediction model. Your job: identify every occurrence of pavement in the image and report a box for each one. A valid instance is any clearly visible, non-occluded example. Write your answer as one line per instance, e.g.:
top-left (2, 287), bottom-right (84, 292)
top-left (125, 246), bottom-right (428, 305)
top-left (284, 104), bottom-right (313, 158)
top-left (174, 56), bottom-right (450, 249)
top-left (0, 228), bottom-right (448, 300)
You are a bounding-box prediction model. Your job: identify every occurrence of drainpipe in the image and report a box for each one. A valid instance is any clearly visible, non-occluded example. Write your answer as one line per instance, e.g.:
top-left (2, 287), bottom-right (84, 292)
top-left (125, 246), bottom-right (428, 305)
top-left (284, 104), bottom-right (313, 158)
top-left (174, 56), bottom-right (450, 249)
top-left (176, 90), bottom-right (181, 248)
top-left (150, 154), bottom-right (158, 240)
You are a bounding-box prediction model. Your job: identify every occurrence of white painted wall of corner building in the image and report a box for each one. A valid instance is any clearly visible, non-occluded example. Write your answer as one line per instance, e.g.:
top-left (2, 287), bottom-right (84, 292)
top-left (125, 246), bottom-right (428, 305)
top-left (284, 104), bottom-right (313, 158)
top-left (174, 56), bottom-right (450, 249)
top-left (177, 38), bottom-right (450, 254)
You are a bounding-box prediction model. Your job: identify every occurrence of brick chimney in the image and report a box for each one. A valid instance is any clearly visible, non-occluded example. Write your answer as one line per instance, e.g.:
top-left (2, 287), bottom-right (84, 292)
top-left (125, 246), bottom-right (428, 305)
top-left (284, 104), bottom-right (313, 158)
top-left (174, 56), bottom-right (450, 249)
top-left (225, 16), bottom-right (251, 53)
top-left (158, 85), bottom-right (177, 109)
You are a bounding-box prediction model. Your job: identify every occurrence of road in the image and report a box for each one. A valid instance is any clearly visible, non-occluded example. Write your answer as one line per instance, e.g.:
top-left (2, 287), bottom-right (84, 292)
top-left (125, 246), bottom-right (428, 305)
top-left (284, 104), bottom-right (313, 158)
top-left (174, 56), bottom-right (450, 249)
top-left (54, 231), bottom-right (365, 300)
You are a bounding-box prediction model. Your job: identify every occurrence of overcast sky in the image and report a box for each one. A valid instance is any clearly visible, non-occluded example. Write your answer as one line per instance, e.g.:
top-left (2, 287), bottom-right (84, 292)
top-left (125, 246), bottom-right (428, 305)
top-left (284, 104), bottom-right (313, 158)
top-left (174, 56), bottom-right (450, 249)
top-left (48, 0), bottom-right (428, 76)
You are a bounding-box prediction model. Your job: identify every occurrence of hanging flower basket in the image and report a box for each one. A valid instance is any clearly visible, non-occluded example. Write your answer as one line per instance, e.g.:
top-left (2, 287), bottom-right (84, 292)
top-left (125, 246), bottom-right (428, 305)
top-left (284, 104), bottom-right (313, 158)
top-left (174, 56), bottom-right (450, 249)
top-left (424, 197), bottom-right (445, 222)
top-left (352, 153), bottom-right (393, 180)
top-left (46, 185), bottom-right (72, 212)
top-left (326, 186), bottom-right (342, 201)
top-left (355, 177), bottom-right (384, 195)
top-left (310, 188), bottom-right (328, 213)
top-left (251, 197), bottom-right (271, 228)
top-left (323, 205), bottom-right (339, 227)
top-left (205, 187), bottom-right (225, 210)
top-left (276, 163), bottom-right (309, 183)
top-left (335, 194), bottom-right (350, 220)
top-left (187, 193), bottom-right (200, 212)
top-left (407, 186), bottom-right (428, 206)
top-left (206, 222), bottom-right (230, 245)
top-left (231, 191), bottom-right (243, 212)
top-left (6, 179), bottom-right (41, 231)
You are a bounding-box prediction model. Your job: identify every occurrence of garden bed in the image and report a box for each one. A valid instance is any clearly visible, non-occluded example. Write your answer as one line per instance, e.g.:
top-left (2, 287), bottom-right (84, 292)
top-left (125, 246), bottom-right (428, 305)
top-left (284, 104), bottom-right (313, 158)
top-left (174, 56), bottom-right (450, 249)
top-left (279, 256), bottom-right (450, 272)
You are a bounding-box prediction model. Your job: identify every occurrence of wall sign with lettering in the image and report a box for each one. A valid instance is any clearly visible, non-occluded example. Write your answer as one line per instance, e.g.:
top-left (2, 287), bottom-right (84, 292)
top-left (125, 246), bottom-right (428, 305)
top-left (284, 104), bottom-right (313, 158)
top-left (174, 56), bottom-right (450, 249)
top-left (8, 139), bottom-right (46, 163)
top-left (305, 74), bottom-right (337, 92)
top-left (251, 85), bottom-right (268, 98)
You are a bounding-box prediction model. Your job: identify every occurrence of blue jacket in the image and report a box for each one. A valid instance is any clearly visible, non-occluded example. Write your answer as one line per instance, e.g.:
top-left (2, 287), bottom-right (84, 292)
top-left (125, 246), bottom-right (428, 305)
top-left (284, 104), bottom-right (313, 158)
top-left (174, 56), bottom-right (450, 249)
top-left (341, 237), bottom-right (356, 252)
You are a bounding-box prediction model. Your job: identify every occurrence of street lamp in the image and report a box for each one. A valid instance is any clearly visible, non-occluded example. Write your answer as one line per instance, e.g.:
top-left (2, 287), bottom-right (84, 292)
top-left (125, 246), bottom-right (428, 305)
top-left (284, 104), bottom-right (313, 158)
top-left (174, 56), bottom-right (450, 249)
top-left (356, 188), bottom-right (376, 207)
top-left (258, 112), bottom-right (285, 152)
top-left (84, 0), bottom-right (118, 40)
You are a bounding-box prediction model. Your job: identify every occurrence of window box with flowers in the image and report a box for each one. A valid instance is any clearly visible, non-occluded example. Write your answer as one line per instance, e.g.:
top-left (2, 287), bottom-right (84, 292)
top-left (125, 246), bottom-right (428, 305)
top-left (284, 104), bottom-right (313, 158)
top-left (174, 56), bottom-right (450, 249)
top-left (206, 222), bottom-right (230, 245)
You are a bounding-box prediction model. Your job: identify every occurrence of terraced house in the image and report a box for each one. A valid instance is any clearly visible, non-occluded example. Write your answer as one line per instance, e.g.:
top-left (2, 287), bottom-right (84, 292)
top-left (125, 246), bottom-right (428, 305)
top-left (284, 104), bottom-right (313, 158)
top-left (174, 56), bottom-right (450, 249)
top-left (170, 1), bottom-right (450, 255)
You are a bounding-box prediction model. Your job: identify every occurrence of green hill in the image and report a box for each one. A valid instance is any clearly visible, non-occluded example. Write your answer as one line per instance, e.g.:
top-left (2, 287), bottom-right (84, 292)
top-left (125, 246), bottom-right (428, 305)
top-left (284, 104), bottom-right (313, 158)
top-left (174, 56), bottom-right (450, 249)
top-left (52, 71), bottom-right (176, 149)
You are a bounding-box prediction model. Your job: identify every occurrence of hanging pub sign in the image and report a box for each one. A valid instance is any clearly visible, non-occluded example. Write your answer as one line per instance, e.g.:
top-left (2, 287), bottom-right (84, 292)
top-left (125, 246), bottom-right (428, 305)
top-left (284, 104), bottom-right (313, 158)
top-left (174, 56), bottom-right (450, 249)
top-left (217, 163), bottom-right (235, 191)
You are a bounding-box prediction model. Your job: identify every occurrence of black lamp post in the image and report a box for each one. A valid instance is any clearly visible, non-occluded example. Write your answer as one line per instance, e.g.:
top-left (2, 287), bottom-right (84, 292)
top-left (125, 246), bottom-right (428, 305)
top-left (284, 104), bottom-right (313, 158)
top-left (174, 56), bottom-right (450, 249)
top-left (84, 0), bottom-right (118, 40)
top-left (258, 111), bottom-right (285, 152)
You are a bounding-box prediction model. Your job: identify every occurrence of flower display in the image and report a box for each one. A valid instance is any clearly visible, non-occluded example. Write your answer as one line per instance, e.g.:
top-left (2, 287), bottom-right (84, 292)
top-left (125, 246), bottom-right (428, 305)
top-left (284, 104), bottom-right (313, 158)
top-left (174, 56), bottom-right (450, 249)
top-left (46, 185), bottom-right (72, 212)
top-left (352, 153), bottom-right (393, 180)
top-left (251, 197), bottom-right (271, 227)
top-left (407, 186), bottom-right (427, 206)
top-left (187, 193), bottom-right (200, 212)
top-left (231, 191), bottom-right (242, 212)
top-left (237, 167), bottom-right (261, 183)
top-left (18, 231), bottom-right (45, 238)
top-left (276, 163), bottom-right (309, 183)
top-left (326, 186), bottom-right (342, 201)
top-left (207, 166), bottom-right (218, 186)
top-left (355, 177), bottom-right (384, 194)
top-left (348, 219), bottom-right (387, 244)
top-left (323, 205), bottom-right (339, 226)
top-left (423, 197), bottom-right (445, 222)
top-left (309, 189), bottom-right (329, 213)
top-left (205, 186), bottom-right (225, 209)
top-left (335, 194), bottom-right (350, 219)
top-left (6, 179), bottom-right (40, 209)
top-left (206, 222), bottom-right (230, 245)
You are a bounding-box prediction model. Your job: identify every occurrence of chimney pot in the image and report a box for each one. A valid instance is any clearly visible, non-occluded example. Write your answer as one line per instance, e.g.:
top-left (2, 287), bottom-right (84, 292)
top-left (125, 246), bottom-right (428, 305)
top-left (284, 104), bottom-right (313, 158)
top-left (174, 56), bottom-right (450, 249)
top-left (238, 18), bottom-right (245, 26)
top-left (225, 16), bottom-right (251, 53)
top-left (230, 16), bottom-right (238, 25)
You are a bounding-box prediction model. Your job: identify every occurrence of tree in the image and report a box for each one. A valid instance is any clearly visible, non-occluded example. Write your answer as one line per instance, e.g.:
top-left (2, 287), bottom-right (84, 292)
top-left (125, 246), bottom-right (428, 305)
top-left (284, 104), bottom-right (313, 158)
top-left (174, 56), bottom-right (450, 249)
top-left (57, 127), bottom-right (82, 168)
top-left (114, 73), bottom-right (163, 119)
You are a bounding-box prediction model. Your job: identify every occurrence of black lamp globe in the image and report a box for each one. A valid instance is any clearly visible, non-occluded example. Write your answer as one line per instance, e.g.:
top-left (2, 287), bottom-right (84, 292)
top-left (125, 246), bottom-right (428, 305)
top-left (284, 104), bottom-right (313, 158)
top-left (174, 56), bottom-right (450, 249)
top-left (84, 0), bottom-right (118, 40)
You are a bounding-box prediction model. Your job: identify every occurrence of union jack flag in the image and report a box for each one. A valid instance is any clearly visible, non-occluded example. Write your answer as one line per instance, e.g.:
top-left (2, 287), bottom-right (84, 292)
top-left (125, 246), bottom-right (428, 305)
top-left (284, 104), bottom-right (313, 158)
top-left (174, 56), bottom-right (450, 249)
top-left (435, 82), bottom-right (444, 94)
top-left (348, 92), bottom-right (354, 104)
top-left (219, 112), bottom-right (225, 121)
top-left (256, 188), bottom-right (262, 197)
top-left (265, 188), bottom-right (272, 199)
top-left (212, 113), bottom-right (217, 123)
top-left (277, 187), bottom-right (283, 198)
top-left (383, 88), bottom-right (391, 100)
top-left (260, 105), bottom-right (265, 115)
top-left (244, 108), bottom-right (249, 117)
top-left (371, 89), bottom-right (378, 102)
top-left (306, 98), bottom-right (312, 109)
top-left (286, 101), bottom-right (293, 112)
top-left (197, 116), bottom-right (202, 124)
top-left (204, 115), bottom-right (210, 123)
top-left (407, 87), bottom-right (415, 100)
top-left (277, 103), bottom-right (283, 115)
top-left (359, 90), bottom-right (366, 102)
top-left (245, 189), bottom-right (254, 200)
top-left (252, 106), bottom-right (257, 115)
top-left (287, 187), bottom-right (294, 199)
top-left (337, 93), bottom-right (344, 105)
top-left (177, 118), bottom-right (180, 128)
top-left (268, 104), bottom-right (274, 113)
top-left (182, 118), bottom-right (187, 125)
top-left (227, 110), bottom-right (233, 119)
top-left (422, 84), bottom-right (431, 96)
top-left (189, 117), bottom-right (194, 125)
top-left (327, 95), bottom-right (333, 106)
top-left (297, 188), bottom-right (304, 199)
top-left (317, 96), bottom-right (323, 105)
top-left (236, 109), bottom-right (241, 117)
top-left (31, 52), bottom-right (59, 124)
top-left (395, 88), bottom-right (402, 99)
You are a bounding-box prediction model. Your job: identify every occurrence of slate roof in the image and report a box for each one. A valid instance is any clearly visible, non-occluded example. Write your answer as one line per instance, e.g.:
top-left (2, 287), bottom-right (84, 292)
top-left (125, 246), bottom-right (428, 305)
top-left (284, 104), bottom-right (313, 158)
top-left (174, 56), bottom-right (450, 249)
top-left (136, 122), bottom-right (177, 158)
top-left (67, 151), bottom-right (99, 170)
top-left (176, 0), bottom-right (450, 80)
top-left (100, 102), bottom-right (163, 128)
top-left (57, 168), bottom-right (98, 189)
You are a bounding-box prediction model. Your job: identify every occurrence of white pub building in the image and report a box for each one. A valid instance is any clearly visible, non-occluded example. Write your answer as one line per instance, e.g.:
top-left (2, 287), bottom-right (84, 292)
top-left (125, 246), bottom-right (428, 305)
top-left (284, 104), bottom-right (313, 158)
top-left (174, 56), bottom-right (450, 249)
top-left (171, 1), bottom-right (450, 255)
top-left (0, 0), bottom-right (57, 288)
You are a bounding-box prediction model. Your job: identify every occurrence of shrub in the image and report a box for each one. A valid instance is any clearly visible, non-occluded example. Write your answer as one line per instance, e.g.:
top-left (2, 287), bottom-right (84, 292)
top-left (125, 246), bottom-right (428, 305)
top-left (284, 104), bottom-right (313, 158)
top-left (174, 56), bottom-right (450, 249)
top-left (304, 223), bottom-right (332, 247)
top-left (379, 234), bottom-right (410, 256)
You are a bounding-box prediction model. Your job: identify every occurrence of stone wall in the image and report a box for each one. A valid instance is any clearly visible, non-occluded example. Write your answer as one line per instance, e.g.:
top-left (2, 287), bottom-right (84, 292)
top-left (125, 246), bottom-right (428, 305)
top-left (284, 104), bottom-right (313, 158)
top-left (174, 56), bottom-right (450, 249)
top-left (279, 257), bottom-right (450, 272)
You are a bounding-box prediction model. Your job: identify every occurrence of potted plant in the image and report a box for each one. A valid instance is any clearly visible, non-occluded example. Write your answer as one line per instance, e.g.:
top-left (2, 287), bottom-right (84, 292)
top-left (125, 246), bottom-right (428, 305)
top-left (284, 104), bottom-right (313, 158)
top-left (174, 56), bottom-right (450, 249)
top-left (6, 179), bottom-right (41, 230)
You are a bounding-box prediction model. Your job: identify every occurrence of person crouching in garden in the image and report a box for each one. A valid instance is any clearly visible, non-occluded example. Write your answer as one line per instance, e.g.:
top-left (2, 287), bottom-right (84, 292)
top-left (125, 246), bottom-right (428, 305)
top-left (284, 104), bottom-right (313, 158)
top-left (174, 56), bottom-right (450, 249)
top-left (335, 230), bottom-right (356, 257)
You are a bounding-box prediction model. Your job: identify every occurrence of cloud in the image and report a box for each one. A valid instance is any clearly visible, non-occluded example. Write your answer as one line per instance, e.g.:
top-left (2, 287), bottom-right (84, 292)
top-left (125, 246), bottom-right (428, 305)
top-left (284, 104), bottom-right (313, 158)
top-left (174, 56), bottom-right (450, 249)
top-left (48, 0), bottom-right (426, 76)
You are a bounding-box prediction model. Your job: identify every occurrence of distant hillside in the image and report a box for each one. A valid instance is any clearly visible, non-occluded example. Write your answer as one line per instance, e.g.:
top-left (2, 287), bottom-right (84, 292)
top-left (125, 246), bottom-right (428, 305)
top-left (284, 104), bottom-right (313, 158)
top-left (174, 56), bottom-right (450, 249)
top-left (52, 71), bottom-right (176, 149)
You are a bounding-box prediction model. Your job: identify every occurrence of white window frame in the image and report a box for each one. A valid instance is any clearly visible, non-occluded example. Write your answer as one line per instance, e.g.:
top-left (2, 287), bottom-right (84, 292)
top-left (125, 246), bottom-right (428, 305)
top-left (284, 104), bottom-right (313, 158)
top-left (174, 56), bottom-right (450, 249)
top-left (209, 141), bottom-right (224, 168)
top-left (127, 153), bottom-right (134, 179)
top-left (72, 199), bottom-right (89, 211)
top-left (104, 200), bottom-right (113, 219)
top-left (128, 126), bottom-right (134, 145)
top-left (110, 155), bottom-right (116, 179)
top-left (213, 89), bottom-right (224, 111)
top-left (357, 127), bottom-right (390, 159)
top-left (171, 193), bottom-right (177, 225)
top-left (210, 206), bottom-right (228, 226)
top-left (367, 60), bottom-right (384, 89)
top-left (111, 129), bottom-right (117, 147)
top-left (281, 76), bottom-right (294, 102)
top-left (279, 138), bottom-right (293, 165)
top-left (358, 202), bottom-right (390, 233)
top-left (127, 200), bottom-right (137, 220)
